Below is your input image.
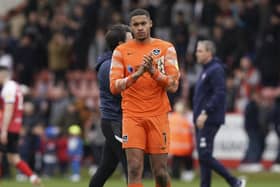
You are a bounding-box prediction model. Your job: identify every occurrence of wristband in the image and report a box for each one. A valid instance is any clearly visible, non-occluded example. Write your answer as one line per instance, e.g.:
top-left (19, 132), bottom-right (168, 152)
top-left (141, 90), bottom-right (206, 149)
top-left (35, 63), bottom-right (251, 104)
top-left (125, 75), bottom-right (136, 88)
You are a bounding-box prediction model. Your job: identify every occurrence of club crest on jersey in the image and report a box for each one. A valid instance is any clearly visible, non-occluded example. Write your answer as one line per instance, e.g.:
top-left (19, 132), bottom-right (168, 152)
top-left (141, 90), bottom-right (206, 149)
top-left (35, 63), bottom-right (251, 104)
top-left (152, 48), bottom-right (160, 56)
top-left (127, 65), bottom-right (133, 73)
top-left (202, 73), bottom-right (207, 80)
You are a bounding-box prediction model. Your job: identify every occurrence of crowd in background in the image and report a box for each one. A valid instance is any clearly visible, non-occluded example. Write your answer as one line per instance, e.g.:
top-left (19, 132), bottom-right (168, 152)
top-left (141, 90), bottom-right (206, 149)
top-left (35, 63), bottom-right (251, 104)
top-left (0, 0), bottom-right (280, 180)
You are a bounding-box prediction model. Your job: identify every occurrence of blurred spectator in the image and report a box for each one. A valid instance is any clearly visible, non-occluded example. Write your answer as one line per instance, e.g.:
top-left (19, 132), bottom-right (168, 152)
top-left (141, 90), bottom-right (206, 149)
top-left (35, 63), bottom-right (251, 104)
top-left (171, 0), bottom-right (192, 25)
top-left (238, 0), bottom-right (260, 53)
top-left (48, 84), bottom-right (71, 127)
top-left (255, 3), bottom-right (280, 87)
top-left (97, 0), bottom-right (113, 29)
top-left (19, 101), bottom-right (44, 172)
top-left (226, 74), bottom-right (238, 112)
top-left (86, 110), bottom-right (105, 176)
top-left (72, 0), bottom-right (99, 70)
top-left (0, 28), bottom-right (18, 55)
top-left (57, 101), bottom-right (82, 134)
top-left (13, 34), bottom-right (36, 86)
top-left (48, 32), bottom-right (72, 83)
top-left (271, 88), bottom-right (280, 173)
top-left (169, 101), bottom-right (194, 182)
top-left (68, 124), bottom-right (83, 182)
top-left (42, 126), bottom-right (59, 177)
top-left (200, 0), bottom-right (220, 27)
top-left (235, 56), bottom-right (260, 112)
top-left (239, 88), bottom-right (274, 172)
top-left (171, 11), bottom-right (189, 64)
top-left (56, 132), bottom-right (69, 176)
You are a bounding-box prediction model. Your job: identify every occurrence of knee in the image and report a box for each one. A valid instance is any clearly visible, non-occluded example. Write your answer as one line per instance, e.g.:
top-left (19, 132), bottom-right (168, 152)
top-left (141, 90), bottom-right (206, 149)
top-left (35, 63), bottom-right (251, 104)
top-left (7, 154), bottom-right (20, 166)
top-left (127, 158), bottom-right (142, 179)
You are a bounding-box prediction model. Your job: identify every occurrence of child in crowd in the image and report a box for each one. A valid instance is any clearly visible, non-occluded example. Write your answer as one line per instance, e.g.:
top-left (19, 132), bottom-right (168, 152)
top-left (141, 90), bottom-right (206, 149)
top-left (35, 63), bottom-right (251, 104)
top-left (68, 124), bottom-right (83, 182)
top-left (43, 126), bottom-right (59, 177)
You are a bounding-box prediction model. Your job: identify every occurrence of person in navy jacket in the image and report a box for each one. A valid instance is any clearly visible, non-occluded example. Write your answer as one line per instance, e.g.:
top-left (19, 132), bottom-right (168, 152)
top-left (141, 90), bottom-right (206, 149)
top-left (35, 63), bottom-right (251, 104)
top-left (193, 40), bottom-right (246, 187)
top-left (88, 24), bottom-right (132, 187)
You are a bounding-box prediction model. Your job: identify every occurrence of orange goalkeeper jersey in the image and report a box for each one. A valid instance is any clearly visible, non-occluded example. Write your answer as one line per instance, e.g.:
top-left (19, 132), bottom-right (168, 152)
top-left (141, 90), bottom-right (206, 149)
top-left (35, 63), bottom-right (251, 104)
top-left (110, 38), bottom-right (180, 117)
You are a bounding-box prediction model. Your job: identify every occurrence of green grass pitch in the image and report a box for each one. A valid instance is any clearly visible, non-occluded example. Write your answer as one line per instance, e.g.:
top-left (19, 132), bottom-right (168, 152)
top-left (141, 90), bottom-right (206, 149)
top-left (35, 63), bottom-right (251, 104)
top-left (1, 170), bottom-right (279, 187)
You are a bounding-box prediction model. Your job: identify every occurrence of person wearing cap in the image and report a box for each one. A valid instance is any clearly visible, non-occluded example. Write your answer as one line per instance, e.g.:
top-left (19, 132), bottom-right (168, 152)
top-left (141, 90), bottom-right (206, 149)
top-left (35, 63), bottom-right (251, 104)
top-left (0, 55), bottom-right (41, 186)
top-left (68, 124), bottom-right (83, 182)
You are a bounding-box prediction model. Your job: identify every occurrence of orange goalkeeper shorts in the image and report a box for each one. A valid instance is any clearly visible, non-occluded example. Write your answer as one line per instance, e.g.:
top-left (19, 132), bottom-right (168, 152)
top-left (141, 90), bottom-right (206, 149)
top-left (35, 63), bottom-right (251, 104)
top-left (122, 113), bottom-right (169, 154)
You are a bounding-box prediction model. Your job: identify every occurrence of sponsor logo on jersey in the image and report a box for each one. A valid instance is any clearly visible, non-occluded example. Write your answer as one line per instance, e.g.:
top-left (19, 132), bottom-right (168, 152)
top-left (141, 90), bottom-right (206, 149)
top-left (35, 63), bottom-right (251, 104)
top-left (127, 65), bottom-right (133, 73)
top-left (202, 73), bottom-right (207, 80)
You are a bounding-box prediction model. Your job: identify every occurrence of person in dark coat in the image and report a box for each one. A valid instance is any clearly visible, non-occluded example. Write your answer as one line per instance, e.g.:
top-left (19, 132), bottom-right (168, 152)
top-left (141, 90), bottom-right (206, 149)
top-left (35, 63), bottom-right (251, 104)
top-left (193, 40), bottom-right (246, 187)
top-left (88, 24), bottom-right (132, 187)
top-left (271, 89), bottom-right (280, 172)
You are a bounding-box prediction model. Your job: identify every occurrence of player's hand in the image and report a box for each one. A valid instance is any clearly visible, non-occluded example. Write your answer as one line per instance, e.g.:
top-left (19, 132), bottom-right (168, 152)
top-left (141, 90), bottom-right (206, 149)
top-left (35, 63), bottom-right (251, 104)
top-left (0, 131), bottom-right (8, 145)
top-left (143, 54), bottom-right (155, 75)
top-left (196, 113), bottom-right (208, 129)
top-left (134, 64), bottom-right (146, 77)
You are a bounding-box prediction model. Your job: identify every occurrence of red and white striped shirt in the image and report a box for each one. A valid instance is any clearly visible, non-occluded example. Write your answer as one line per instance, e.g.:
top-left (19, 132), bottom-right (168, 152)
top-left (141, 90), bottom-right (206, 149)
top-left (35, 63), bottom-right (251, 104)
top-left (0, 80), bottom-right (23, 133)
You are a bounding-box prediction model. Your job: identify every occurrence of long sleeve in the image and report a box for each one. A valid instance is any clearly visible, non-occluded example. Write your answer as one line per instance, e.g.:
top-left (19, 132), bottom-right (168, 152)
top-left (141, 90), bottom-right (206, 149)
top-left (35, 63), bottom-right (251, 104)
top-left (151, 46), bottom-right (180, 93)
top-left (109, 49), bottom-right (126, 94)
top-left (204, 67), bottom-right (226, 114)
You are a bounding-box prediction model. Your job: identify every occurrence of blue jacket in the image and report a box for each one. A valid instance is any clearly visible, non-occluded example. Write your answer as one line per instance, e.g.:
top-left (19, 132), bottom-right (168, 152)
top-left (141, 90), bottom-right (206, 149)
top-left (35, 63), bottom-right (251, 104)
top-left (68, 136), bottom-right (83, 159)
top-left (95, 51), bottom-right (122, 122)
top-left (193, 57), bottom-right (226, 126)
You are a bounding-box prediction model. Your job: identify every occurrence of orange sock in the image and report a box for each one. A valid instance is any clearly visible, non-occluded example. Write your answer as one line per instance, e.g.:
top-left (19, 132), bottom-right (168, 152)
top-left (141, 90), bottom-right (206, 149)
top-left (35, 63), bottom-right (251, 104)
top-left (128, 184), bottom-right (143, 187)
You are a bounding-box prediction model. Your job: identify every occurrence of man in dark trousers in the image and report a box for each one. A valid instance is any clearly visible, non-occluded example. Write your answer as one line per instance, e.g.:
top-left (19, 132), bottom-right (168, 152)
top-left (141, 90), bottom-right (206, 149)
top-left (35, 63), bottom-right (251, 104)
top-left (271, 89), bottom-right (280, 172)
top-left (193, 40), bottom-right (246, 187)
top-left (88, 24), bottom-right (132, 187)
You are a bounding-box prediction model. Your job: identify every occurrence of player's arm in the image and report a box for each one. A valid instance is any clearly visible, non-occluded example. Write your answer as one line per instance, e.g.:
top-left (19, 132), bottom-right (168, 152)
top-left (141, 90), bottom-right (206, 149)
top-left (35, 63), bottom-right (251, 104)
top-left (146, 46), bottom-right (180, 93)
top-left (1, 103), bottom-right (14, 132)
top-left (204, 67), bottom-right (226, 114)
top-left (110, 49), bottom-right (145, 94)
top-left (0, 88), bottom-right (16, 144)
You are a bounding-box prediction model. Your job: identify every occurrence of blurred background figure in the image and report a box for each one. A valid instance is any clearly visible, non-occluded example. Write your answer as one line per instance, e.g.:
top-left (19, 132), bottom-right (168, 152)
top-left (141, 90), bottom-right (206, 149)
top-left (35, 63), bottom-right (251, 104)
top-left (271, 88), bottom-right (280, 173)
top-left (42, 126), bottom-right (59, 178)
top-left (169, 100), bottom-right (195, 182)
top-left (67, 124), bottom-right (83, 182)
top-left (234, 56), bottom-right (260, 113)
top-left (239, 88), bottom-right (274, 172)
top-left (56, 131), bottom-right (69, 177)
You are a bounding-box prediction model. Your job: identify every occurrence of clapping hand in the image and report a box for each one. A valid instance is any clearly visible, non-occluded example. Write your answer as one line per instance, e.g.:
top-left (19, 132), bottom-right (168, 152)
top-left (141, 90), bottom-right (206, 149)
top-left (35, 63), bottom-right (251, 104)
top-left (143, 54), bottom-right (155, 75)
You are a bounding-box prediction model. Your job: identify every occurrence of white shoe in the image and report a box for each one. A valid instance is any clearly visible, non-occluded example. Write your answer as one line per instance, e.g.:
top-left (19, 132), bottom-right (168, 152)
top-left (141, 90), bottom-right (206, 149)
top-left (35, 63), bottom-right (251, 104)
top-left (238, 178), bottom-right (247, 187)
top-left (16, 173), bottom-right (27, 181)
top-left (70, 174), bottom-right (80, 182)
top-left (180, 170), bottom-right (195, 182)
top-left (30, 174), bottom-right (42, 186)
top-left (270, 164), bottom-right (280, 173)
